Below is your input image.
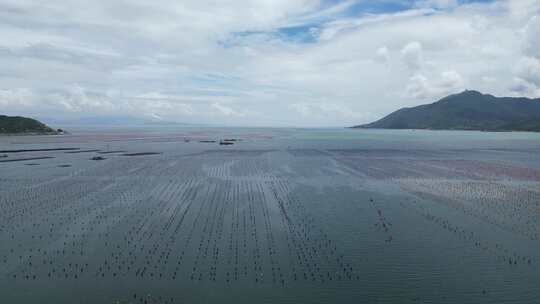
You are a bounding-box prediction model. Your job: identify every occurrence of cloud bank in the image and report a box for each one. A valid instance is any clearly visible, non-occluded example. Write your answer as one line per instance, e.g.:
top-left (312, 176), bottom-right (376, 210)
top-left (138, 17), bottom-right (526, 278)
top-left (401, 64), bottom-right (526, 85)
top-left (1, 0), bottom-right (539, 126)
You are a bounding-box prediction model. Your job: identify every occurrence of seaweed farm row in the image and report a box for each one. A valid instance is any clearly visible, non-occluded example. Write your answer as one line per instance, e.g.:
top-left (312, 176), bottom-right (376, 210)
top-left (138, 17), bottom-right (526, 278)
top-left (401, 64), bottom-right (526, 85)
top-left (0, 129), bottom-right (539, 303)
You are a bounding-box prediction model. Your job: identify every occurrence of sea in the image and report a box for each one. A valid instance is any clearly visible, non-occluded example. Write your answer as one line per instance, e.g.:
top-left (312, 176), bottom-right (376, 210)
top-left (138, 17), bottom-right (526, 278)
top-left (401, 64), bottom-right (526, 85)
top-left (0, 127), bottom-right (539, 303)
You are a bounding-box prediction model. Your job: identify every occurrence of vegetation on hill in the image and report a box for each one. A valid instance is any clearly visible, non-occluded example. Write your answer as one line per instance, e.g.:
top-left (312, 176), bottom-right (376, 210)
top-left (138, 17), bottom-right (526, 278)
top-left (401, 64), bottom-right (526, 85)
top-left (353, 90), bottom-right (540, 132)
top-left (0, 115), bottom-right (57, 134)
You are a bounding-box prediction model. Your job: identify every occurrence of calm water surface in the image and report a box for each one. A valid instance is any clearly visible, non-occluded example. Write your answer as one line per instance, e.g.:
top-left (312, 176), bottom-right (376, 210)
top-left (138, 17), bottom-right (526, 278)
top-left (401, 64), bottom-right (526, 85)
top-left (1, 128), bottom-right (539, 303)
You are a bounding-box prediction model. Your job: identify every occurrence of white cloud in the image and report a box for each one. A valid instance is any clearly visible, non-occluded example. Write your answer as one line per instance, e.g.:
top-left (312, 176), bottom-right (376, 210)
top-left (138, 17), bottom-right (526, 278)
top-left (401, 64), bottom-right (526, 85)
top-left (439, 70), bottom-right (465, 90)
top-left (0, 88), bottom-right (35, 108)
top-left (211, 102), bottom-right (257, 118)
top-left (515, 57), bottom-right (540, 86)
top-left (374, 46), bottom-right (390, 64)
top-left (510, 13), bottom-right (540, 97)
top-left (0, 0), bottom-right (539, 126)
top-left (290, 102), bottom-right (369, 124)
top-left (415, 0), bottom-right (459, 10)
top-left (523, 15), bottom-right (540, 58)
top-left (481, 76), bottom-right (497, 83)
top-left (510, 78), bottom-right (540, 97)
top-left (400, 42), bottom-right (424, 72)
top-left (406, 70), bottom-right (465, 100)
top-left (507, 0), bottom-right (540, 18)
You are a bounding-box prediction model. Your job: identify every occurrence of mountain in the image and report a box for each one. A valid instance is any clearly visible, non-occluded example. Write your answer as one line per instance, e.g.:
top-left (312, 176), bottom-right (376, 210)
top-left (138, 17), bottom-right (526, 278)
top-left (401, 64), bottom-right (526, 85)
top-left (353, 90), bottom-right (540, 132)
top-left (0, 115), bottom-right (58, 134)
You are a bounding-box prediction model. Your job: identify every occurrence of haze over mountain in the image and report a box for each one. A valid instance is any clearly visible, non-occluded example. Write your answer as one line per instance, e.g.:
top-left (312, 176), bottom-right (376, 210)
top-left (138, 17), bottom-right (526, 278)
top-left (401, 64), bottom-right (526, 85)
top-left (354, 91), bottom-right (540, 132)
top-left (38, 116), bottom-right (202, 128)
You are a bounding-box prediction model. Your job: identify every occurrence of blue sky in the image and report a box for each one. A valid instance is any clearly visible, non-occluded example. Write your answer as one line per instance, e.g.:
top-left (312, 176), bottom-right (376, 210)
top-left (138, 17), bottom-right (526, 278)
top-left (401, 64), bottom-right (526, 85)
top-left (0, 0), bottom-right (539, 127)
top-left (273, 0), bottom-right (498, 43)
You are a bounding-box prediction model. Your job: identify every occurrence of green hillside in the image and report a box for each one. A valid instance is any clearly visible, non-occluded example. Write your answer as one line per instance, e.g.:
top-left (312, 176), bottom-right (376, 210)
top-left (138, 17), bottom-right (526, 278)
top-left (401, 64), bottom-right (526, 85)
top-left (0, 115), bottom-right (57, 134)
top-left (354, 91), bottom-right (540, 132)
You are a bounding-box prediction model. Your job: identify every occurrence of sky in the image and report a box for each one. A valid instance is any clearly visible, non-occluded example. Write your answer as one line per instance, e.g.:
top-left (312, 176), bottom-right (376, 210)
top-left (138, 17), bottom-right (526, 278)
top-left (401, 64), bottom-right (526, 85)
top-left (0, 0), bottom-right (540, 127)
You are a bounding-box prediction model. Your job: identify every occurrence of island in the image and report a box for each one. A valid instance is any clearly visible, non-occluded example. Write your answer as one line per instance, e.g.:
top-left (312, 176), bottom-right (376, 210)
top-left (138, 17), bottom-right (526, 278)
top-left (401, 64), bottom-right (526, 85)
top-left (353, 90), bottom-right (540, 132)
top-left (0, 115), bottom-right (62, 135)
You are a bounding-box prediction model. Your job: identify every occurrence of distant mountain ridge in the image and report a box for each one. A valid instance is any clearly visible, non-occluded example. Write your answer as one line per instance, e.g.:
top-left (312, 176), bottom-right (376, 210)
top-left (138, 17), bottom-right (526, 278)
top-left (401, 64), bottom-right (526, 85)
top-left (353, 90), bottom-right (540, 132)
top-left (0, 115), bottom-right (57, 134)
